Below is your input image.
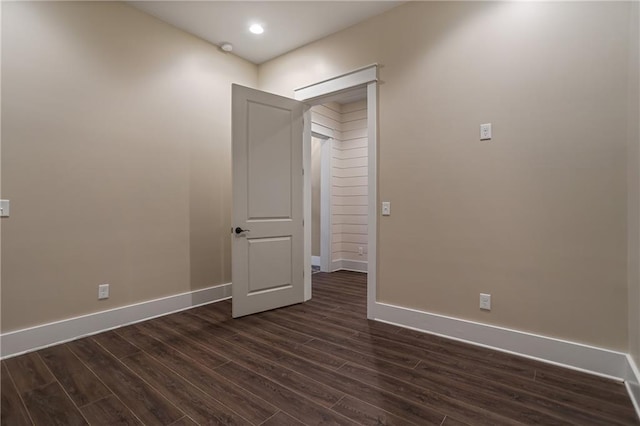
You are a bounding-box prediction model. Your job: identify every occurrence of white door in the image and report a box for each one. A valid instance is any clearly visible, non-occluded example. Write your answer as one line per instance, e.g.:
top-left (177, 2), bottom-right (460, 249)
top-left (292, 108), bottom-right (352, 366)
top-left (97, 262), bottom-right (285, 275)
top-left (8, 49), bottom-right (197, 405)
top-left (231, 84), bottom-right (306, 318)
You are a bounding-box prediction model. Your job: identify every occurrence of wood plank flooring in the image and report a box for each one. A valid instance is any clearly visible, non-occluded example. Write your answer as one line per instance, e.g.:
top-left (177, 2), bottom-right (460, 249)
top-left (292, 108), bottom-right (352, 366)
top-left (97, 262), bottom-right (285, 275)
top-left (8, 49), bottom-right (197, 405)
top-left (2, 271), bottom-right (638, 425)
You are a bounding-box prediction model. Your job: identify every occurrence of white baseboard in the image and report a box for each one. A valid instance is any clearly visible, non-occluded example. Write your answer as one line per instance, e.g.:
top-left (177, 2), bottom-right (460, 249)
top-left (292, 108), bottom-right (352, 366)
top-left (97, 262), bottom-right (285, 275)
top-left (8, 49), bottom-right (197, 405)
top-left (311, 256), bottom-right (321, 267)
top-left (332, 259), bottom-right (367, 273)
top-left (626, 355), bottom-right (640, 419)
top-left (373, 302), bottom-right (628, 380)
top-left (0, 283), bottom-right (232, 359)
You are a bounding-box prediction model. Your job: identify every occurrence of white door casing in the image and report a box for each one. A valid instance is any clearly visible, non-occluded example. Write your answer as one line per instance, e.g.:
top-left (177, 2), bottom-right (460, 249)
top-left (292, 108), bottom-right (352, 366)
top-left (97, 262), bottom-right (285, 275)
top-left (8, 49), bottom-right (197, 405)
top-left (319, 136), bottom-right (333, 273)
top-left (231, 84), bottom-right (307, 318)
top-left (294, 64), bottom-right (378, 319)
top-left (311, 123), bottom-right (334, 273)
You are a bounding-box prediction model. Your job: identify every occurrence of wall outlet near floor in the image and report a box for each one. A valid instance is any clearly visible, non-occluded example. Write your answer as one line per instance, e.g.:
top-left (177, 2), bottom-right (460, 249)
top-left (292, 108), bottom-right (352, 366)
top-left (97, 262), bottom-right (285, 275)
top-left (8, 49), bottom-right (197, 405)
top-left (0, 200), bottom-right (10, 217)
top-left (480, 293), bottom-right (491, 310)
top-left (98, 283), bottom-right (110, 300)
top-left (480, 123), bottom-right (492, 140)
top-left (358, 246), bottom-right (364, 256)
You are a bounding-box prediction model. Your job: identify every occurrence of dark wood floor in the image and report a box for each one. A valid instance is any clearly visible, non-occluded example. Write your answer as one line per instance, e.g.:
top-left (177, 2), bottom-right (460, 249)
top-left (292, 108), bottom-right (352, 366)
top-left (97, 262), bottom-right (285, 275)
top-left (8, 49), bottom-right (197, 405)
top-left (2, 271), bottom-right (638, 425)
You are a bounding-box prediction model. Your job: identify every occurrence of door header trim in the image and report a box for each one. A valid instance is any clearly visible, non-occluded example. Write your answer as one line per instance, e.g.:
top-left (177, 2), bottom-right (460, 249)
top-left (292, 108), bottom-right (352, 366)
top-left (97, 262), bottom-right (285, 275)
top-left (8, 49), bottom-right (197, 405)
top-left (294, 64), bottom-right (378, 102)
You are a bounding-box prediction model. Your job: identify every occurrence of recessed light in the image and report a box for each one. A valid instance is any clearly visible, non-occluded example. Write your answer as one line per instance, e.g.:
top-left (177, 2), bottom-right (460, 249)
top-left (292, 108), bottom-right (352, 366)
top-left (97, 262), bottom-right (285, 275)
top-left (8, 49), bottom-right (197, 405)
top-left (249, 24), bottom-right (264, 35)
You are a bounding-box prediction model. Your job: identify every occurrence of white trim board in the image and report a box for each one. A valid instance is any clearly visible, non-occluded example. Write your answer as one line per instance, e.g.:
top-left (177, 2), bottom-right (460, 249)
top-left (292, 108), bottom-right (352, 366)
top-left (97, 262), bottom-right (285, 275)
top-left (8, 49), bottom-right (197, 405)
top-left (294, 64), bottom-right (377, 101)
top-left (626, 355), bottom-right (640, 419)
top-left (0, 283), bottom-right (232, 359)
top-left (373, 302), bottom-right (629, 380)
top-left (311, 122), bottom-right (333, 139)
top-left (319, 137), bottom-right (333, 273)
top-left (332, 259), bottom-right (368, 273)
top-left (365, 81), bottom-right (377, 320)
top-left (311, 256), bottom-right (321, 267)
top-left (383, 300), bottom-right (640, 417)
top-left (302, 108), bottom-right (312, 301)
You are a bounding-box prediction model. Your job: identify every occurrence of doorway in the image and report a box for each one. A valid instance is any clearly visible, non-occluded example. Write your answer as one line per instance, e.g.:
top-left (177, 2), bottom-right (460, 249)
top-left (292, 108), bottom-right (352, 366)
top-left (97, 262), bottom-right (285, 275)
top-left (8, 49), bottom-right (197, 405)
top-left (231, 65), bottom-right (377, 319)
top-left (310, 97), bottom-right (369, 276)
top-left (295, 64), bottom-right (378, 319)
top-left (310, 133), bottom-right (331, 274)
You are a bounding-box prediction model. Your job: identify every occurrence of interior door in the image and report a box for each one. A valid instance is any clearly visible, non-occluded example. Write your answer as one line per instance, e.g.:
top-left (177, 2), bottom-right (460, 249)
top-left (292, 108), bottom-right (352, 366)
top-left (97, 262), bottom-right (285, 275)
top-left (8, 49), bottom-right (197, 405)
top-left (231, 84), bottom-right (306, 318)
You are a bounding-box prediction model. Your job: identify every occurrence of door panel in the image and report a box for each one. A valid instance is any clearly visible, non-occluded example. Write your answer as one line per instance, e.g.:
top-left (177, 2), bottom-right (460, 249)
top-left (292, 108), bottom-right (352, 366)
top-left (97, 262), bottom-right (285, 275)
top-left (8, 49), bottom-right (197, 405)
top-left (232, 84), bottom-right (305, 318)
top-left (248, 237), bottom-right (292, 293)
top-left (247, 101), bottom-right (293, 219)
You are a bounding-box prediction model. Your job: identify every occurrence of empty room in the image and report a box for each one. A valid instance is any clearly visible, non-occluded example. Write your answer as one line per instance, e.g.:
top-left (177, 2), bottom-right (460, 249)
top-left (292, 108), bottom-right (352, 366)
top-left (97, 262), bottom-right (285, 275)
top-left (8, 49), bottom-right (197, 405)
top-left (1, 1), bottom-right (639, 424)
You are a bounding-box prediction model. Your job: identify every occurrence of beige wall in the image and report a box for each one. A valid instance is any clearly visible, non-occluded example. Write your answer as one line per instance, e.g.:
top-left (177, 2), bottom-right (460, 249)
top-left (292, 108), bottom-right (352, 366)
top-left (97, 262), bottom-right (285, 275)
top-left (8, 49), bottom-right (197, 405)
top-left (1, 1), bottom-right (637, 356)
top-left (629, 1), bottom-right (640, 367)
top-left (1, 2), bottom-right (257, 332)
top-left (0, 1), bottom-right (3, 335)
top-left (260, 1), bottom-right (632, 350)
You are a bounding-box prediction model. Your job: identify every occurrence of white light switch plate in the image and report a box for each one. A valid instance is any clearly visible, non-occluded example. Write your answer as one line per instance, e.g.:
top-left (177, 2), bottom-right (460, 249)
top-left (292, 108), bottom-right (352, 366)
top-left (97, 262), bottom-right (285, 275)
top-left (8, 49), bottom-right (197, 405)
top-left (480, 123), bottom-right (492, 140)
top-left (382, 201), bottom-right (391, 216)
top-left (0, 200), bottom-right (10, 217)
top-left (480, 293), bottom-right (491, 310)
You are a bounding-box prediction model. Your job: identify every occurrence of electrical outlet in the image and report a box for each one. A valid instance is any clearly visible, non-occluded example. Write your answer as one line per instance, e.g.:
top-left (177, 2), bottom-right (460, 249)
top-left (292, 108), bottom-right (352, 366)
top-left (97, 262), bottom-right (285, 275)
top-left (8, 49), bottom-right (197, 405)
top-left (480, 123), bottom-right (492, 140)
top-left (98, 284), bottom-right (110, 300)
top-left (0, 200), bottom-right (10, 217)
top-left (358, 246), bottom-right (364, 256)
top-left (480, 293), bottom-right (491, 311)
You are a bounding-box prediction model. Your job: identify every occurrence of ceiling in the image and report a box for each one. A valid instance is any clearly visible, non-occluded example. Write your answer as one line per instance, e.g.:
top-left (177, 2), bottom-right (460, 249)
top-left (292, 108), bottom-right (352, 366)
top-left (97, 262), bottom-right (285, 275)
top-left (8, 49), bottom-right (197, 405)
top-left (129, 1), bottom-right (402, 65)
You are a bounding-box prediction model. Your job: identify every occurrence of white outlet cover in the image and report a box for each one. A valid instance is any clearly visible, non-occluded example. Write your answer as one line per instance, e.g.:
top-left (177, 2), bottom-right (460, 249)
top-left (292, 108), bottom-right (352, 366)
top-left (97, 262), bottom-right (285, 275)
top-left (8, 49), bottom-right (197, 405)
top-left (480, 123), bottom-right (492, 140)
top-left (98, 284), bottom-right (110, 300)
top-left (480, 293), bottom-right (491, 310)
top-left (0, 200), bottom-right (10, 217)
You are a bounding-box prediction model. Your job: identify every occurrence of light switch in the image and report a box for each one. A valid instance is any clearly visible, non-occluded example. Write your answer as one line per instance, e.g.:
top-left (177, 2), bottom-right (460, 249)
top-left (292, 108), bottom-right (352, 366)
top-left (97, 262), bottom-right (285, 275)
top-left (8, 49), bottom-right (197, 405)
top-left (0, 200), bottom-right (9, 217)
top-left (480, 123), bottom-right (492, 140)
top-left (382, 201), bottom-right (391, 216)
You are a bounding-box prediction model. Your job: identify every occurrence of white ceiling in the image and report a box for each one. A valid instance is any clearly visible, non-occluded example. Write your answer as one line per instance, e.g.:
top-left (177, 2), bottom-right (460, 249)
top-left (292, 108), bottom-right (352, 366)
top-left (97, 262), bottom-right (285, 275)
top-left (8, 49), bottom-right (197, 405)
top-left (129, 1), bottom-right (402, 65)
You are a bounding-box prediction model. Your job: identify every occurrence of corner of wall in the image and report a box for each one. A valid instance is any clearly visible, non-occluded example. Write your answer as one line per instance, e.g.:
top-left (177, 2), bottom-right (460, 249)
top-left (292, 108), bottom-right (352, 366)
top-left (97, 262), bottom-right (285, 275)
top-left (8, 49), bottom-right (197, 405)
top-left (628, 0), bottom-right (640, 376)
top-left (0, 0), bottom-right (4, 338)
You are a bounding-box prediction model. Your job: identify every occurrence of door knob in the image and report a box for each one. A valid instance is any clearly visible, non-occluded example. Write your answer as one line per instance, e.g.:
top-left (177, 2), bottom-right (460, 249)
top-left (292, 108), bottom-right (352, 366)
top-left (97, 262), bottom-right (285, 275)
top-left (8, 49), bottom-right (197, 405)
top-left (234, 227), bottom-right (250, 234)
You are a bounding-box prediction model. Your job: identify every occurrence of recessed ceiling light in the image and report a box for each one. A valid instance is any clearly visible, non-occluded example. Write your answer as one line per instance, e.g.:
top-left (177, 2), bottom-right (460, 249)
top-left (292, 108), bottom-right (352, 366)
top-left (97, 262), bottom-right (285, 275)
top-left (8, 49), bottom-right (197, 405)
top-left (249, 24), bottom-right (264, 35)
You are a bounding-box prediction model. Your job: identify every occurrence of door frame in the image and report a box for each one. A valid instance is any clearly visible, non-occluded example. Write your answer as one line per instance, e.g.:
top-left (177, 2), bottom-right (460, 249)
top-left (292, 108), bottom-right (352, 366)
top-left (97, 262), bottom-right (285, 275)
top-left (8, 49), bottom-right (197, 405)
top-left (310, 124), bottom-right (334, 273)
top-left (295, 64), bottom-right (378, 319)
